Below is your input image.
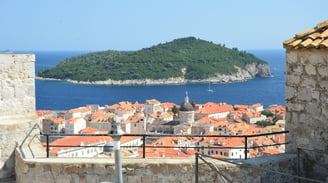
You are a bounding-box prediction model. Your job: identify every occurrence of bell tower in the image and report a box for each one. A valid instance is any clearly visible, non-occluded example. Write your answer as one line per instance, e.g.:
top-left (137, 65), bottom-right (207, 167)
top-left (179, 91), bottom-right (194, 125)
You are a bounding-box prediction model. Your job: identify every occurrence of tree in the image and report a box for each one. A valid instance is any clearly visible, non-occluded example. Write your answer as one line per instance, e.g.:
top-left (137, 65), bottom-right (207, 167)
top-left (255, 120), bottom-right (273, 127)
top-left (191, 100), bottom-right (196, 109)
top-left (171, 105), bottom-right (179, 117)
top-left (261, 110), bottom-right (274, 117)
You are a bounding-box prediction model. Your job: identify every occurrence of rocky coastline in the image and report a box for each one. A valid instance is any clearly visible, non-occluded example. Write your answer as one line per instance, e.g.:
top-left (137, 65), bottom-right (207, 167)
top-left (36, 63), bottom-right (271, 86)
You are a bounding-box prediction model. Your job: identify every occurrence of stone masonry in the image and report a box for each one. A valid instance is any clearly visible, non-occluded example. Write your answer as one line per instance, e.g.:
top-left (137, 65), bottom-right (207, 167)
top-left (0, 54), bottom-right (35, 116)
top-left (0, 54), bottom-right (38, 180)
top-left (284, 20), bottom-right (328, 181)
top-left (15, 149), bottom-right (298, 183)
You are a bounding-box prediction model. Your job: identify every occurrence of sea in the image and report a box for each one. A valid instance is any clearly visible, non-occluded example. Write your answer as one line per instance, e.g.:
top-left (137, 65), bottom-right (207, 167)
top-left (18, 49), bottom-right (286, 110)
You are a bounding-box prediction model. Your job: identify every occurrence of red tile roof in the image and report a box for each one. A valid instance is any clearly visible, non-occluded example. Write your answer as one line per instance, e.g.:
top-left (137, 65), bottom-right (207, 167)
top-left (79, 127), bottom-right (99, 134)
top-left (36, 110), bottom-right (53, 117)
top-left (47, 135), bottom-right (140, 155)
top-left (146, 99), bottom-right (160, 105)
top-left (196, 103), bottom-right (233, 114)
top-left (67, 107), bottom-right (90, 114)
top-left (161, 102), bottom-right (179, 109)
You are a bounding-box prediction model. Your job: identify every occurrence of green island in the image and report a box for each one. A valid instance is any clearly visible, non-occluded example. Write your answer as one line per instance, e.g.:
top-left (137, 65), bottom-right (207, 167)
top-left (38, 37), bottom-right (270, 84)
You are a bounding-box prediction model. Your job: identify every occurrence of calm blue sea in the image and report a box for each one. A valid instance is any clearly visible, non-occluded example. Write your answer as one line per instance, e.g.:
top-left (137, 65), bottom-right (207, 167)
top-left (20, 49), bottom-right (285, 110)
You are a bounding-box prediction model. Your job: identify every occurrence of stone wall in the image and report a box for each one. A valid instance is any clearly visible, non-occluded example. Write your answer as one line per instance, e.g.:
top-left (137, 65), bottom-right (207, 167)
top-left (0, 54), bottom-right (35, 116)
top-left (0, 54), bottom-right (38, 180)
top-left (285, 49), bottom-right (328, 180)
top-left (15, 149), bottom-right (298, 183)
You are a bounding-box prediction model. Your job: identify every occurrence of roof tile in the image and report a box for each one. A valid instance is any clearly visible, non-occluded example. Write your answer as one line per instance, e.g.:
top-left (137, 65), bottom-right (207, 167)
top-left (308, 32), bottom-right (321, 39)
top-left (295, 28), bottom-right (316, 38)
top-left (316, 20), bottom-right (328, 29)
top-left (300, 38), bottom-right (313, 47)
top-left (319, 39), bottom-right (328, 48)
top-left (309, 39), bottom-right (322, 48)
top-left (284, 20), bottom-right (328, 49)
top-left (321, 29), bottom-right (328, 38)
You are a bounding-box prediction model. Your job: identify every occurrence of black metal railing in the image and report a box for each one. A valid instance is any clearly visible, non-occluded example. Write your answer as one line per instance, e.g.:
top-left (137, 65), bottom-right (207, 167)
top-left (41, 131), bottom-right (288, 159)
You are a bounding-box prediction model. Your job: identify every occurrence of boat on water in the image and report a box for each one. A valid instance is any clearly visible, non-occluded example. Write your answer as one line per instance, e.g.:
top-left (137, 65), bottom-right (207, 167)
top-left (208, 83), bottom-right (214, 92)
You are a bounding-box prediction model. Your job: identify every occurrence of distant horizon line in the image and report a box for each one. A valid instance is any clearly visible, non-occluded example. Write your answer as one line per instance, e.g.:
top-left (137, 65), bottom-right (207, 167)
top-left (5, 48), bottom-right (285, 53)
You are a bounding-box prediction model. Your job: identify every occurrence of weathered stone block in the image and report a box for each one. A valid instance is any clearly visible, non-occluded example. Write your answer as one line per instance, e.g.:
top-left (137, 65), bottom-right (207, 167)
top-left (292, 65), bottom-right (304, 75)
top-left (298, 88), bottom-right (313, 101)
top-left (71, 174), bottom-right (80, 183)
top-left (85, 174), bottom-right (101, 183)
top-left (312, 90), bottom-right (320, 101)
top-left (317, 65), bottom-right (328, 78)
top-left (126, 175), bottom-right (142, 183)
top-left (309, 54), bottom-right (326, 65)
top-left (322, 105), bottom-right (328, 119)
top-left (287, 102), bottom-right (304, 112)
top-left (286, 51), bottom-right (298, 64)
top-left (285, 86), bottom-right (296, 100)
top-left (1, 87), bottom-right (14, 100)
top-left (301, 77), bottom-right (316, 88)
top-left (64, 165), bottom-right (80, 174)
top-left (305, 64), bottom-right (317, 75)
top-left (56, 175), bottom-right (71, 183)
top-left (36, 172), bottom-right (55, 183)
top-left (305, 103), bottom-right (320, 115)
top-left (286, 74), bottom-right (301, 86)
top-left (299, 113), bottom-right (310, 124)
top-left (141, 175), bottom-right (153, 183)
top-left (318, 80), bottom-right (328, 90)
top-left (51, 164), bottom-right (62, 175)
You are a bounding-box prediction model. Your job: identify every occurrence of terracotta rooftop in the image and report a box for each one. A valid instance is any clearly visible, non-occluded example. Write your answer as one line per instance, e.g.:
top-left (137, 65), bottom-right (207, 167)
top-left (146, 99), bottom-right (160, 105)
top-left (283, 20), bottom-right (328, 49)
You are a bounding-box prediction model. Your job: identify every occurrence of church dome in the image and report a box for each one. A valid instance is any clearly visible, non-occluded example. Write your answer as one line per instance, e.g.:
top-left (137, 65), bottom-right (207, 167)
top-left (180, 102), bottom-right (194, 111)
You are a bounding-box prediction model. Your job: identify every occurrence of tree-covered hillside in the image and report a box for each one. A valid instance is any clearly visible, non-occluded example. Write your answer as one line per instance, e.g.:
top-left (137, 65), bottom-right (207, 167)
top-left (38, 37), bottom-right (268, 82)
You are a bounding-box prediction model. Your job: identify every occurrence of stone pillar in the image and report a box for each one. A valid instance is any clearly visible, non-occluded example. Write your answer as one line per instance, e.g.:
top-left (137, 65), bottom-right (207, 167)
top-left (285, 49), bottom-right (328, 179)
top-left (0, 54), bottom-right (38, 180)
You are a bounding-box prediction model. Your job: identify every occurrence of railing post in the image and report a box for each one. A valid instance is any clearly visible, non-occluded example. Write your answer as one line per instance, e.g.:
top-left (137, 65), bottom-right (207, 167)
top-left (142, 135), bottom-right (146, 159)
top-left (244, 136), bottom-right (248, 160)
top-left (297, 148), bottom-right (301, 183)
top-left (109, 117), bottom-right (124, 183)
top-left (46, 134), bottom-right (49, 158)
top-left (195, 153), bottom-right (199, 183)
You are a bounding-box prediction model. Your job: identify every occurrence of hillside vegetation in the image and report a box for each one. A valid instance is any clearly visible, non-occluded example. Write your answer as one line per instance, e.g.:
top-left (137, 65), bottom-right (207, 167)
top-left (38, 37), bottom-right (268, 82)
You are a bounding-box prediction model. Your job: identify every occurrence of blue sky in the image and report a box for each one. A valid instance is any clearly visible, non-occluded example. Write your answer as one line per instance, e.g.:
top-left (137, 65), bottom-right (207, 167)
top-left (1, 0), bottom-right (327, 51)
